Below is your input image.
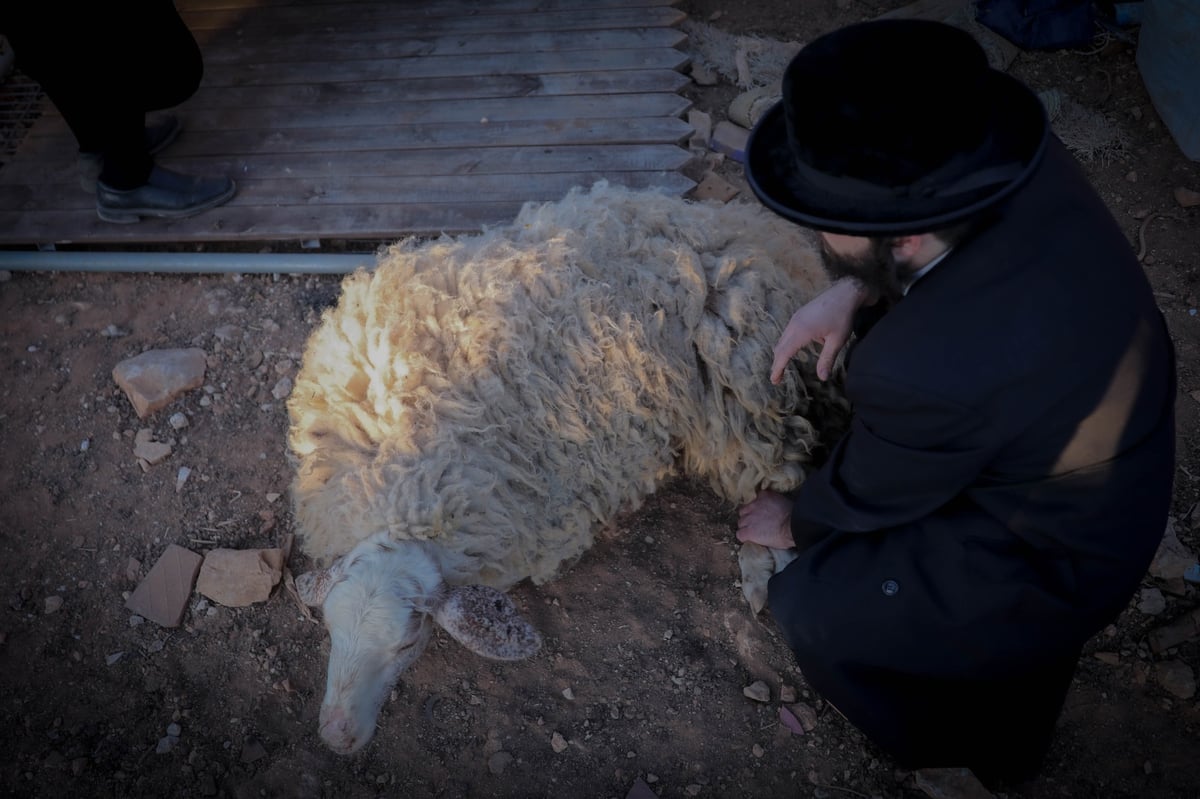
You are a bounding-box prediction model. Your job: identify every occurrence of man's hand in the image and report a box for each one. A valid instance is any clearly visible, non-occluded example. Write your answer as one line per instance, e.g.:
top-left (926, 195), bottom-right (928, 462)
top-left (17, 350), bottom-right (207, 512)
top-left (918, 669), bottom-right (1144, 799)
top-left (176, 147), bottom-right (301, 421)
top-left (737, 490), bottom-right (796, 549)
top-left (770, 277), bottom-right (874, 384)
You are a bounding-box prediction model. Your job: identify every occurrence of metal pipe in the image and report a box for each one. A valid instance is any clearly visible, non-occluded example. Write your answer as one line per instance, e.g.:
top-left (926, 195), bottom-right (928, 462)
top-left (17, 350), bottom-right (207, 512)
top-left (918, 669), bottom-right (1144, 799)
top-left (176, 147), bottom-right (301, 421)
top-left (0, 250), bottom-right (376, 274)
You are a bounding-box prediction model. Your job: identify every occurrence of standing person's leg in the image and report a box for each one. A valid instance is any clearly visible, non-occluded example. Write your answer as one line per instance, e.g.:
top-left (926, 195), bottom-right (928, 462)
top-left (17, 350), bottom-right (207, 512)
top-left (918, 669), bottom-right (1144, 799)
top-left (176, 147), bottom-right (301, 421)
top-left (1, 1), bottom-right (234, 219)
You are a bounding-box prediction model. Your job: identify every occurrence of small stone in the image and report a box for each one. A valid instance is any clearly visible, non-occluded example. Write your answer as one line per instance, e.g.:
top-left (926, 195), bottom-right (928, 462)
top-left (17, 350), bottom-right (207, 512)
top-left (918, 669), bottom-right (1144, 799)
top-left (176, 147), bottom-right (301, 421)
top-left (788, 702), bottom-right (818, 732)
top-left (167, 723), bottom-right (181, 737)
top-left (168, 412), bottom-right (189, 430)
top-left (743, 680), bottom-right (770, 703)
top-left (213, 324), bottom-right (240, 342)
top-left (1130, 206), bottom-right (1153, 220)
top-left (1125, 170), bottom-right (1138, 183)
top-left (1093, 651), bottom-right (1122, 666)
top-left (550, 732), bottom-right (568, 753)
top-left (271, 377), bottom-right (293, 401)
top-left (112, 348), bottom-right (207, 418)
top-left (487, 751), bottom-right (513, 775)
top-left (106, 652), bottom-right (125, 666)
top-left (1156, 660), bottom-right (1196, 699)
top-left (176, 467), bottom-right (191, 493)
top-left (125, 557), bottom-right (142, 583)
top-left (1137, 587), bottom-right (1167, 615)
top-left (780, 684), bottom-right (797, 704)
top-left (133, 438), bottom-right (172, 465)
top-left (690, 61), bottom-right (719, 86)
top-left (752, 744), bottom-right (765, 758)
top-left (246, 350), bottom-right (265, 369)
top-left (129, 615), bottom-right (144, 627)
top-left (1175, 187), bottom-right (1200, 208)
top-left (43, 596), bottom-right (64, 614)
top-left (562, 687), bottom-right (574, 700)
top-left (691, 172), bottom-right (739, 203)
top-left (125, 544), bottom-right (203, 628)
top-left (914, 767), bottom-right (995, 799)
top-left (685, 785), bottom-right (702, 796)
top-left (196, 548), bottom-right (285, 607)
top-left (241, 738), bottom-right (267, 763)
top-left (711, 121), bottom-right (750, 163)
top-left (156, 736), bottom-right (177, 754)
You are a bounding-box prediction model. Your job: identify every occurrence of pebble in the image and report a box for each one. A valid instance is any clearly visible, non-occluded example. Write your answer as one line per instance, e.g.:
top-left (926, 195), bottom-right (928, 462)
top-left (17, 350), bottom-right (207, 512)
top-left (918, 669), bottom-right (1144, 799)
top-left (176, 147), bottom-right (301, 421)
top-left (752, 744), bottom-right (765, 758)
top-left (743, 680), bottom-right (770, 703)
top-left (1175, 187), bottom-right (1200, 208)
top-left (1156, 660), bottom-right (1196, 699)
top-left (550, 732), bottom-right (568, 753)
top-left (43, 596), bottom-right (64, 614)
top-left (167, 723), bottom-right (181, 737)
top-left (780, 684), bottom-right (797, 703)
top-left (487, 751), bottom-right (513, 775)
top-left (1093, 652), bottom-right (1122, 666)
top-left (1137, 587), bottom-right (1167, 616)
top-left (562, 687), bottom-right (574, 700)
top-left (271, 377), bottom-right (293, 401)
top-left (169, 412), bottom-right (189, 430)
top-left (156, 735), bottom-right (178, 754)
top-left (129, 615), bottom-right (144, 627)
top-left (100, 324), bottom-right (128, 338)
top-left (788, 702), bottom-right (818, 732)
top-left (106, 652), bottom-right (125, 666)
top-left (241, 738), bottom-right (267, 763)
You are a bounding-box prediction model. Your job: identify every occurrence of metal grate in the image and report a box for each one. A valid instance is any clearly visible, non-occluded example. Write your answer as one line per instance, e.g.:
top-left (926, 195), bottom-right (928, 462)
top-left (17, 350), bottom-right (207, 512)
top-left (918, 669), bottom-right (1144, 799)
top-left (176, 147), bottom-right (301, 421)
top-left (0, 69), bottom-right (46, 168)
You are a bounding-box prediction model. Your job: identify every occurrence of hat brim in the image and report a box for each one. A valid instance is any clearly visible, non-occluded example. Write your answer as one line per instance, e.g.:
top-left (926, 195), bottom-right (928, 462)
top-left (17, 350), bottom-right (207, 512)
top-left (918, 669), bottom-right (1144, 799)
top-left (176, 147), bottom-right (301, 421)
top-left (744, 70), bottom-right (1048, 236)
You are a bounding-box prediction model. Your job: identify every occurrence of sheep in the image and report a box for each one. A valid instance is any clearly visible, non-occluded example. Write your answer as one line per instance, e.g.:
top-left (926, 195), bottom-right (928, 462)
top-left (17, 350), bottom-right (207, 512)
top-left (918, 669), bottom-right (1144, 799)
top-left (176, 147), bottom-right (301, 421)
top-left (286, 182), bottom-right (846, 754)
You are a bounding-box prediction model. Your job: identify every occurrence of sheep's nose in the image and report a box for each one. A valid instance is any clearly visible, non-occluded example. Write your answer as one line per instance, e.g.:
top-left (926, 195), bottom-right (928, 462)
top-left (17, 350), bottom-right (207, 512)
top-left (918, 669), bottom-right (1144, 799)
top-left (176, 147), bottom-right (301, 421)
top-left (319, 708), bottom-right (356, 752)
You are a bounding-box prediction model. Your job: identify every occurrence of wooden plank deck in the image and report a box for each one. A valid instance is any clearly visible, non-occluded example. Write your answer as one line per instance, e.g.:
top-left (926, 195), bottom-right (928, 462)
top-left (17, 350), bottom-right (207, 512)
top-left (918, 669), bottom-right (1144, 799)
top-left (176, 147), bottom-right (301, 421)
top-left (0, 0), bottom-right (696, 246)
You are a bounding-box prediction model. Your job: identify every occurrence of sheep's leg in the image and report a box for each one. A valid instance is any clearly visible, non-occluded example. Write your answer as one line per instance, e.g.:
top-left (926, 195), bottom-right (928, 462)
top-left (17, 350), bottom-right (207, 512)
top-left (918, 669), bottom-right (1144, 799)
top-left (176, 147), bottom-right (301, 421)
top-left (737, 542), bottom-right (797, 614)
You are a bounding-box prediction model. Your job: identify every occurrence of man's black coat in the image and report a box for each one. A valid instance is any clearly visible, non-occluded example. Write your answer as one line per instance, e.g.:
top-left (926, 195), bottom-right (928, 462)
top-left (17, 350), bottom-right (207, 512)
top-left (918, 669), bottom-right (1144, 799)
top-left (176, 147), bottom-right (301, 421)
top-left (768, 137), bottom-right (1176, 775)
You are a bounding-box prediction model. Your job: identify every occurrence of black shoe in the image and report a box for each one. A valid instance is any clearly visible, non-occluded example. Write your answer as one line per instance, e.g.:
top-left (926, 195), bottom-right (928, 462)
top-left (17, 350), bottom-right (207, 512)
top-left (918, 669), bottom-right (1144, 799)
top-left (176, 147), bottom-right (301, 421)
top-left (96, 165), bottom-right (236, 223)
top-left (78, 114), bottom-right (183, 192)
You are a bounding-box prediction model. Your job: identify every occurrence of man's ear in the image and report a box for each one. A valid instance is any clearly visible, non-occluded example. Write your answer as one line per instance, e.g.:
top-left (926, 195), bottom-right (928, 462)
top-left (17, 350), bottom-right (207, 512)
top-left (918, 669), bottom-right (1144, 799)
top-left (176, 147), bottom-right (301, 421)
top-left (890, 235), bottom-right (925, 261)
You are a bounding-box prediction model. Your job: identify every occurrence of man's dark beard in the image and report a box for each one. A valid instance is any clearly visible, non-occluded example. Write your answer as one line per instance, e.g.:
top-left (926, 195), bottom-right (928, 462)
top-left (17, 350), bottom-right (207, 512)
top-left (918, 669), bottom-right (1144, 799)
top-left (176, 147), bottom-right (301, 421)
top-left (819, 237), bottom-right (906, 303)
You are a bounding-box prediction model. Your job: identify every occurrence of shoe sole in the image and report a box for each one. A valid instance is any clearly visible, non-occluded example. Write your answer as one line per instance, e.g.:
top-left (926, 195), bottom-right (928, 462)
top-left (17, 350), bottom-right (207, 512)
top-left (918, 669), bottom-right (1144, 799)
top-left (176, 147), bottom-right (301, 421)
top-left (96, 181), bottom-right (237, 224)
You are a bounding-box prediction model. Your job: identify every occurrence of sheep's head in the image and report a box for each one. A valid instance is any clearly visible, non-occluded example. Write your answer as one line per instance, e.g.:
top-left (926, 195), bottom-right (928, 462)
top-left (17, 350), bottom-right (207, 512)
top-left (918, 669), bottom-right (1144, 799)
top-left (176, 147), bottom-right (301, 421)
top-left (297, 534), bottom-right (542, 754)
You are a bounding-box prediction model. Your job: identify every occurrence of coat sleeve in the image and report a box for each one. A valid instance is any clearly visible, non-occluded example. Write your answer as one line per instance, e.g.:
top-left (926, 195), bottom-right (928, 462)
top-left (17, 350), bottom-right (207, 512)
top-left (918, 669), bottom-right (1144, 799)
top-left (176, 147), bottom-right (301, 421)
top-left (790, 371), bottom-right (999, 550)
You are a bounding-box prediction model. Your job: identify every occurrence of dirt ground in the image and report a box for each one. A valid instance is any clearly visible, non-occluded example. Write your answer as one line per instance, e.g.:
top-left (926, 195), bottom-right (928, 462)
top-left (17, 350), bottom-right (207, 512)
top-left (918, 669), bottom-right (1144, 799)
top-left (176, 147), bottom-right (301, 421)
top-left (2, 2), bottom-right (1199, 798)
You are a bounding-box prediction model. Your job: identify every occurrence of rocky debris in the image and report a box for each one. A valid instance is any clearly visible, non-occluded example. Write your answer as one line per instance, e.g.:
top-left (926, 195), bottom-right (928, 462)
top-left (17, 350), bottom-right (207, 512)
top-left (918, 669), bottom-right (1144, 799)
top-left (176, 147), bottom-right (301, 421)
top-left (241, 738), bottom-right (267, 763)
top-left (112, 348), bottom-right (206, 418)
top-left (133, 428), bottom-right (173, 466)
top-left (125, 544), bottom-right (203, 627)
top-left (487, 751), bottom-right (513, 775)
top-left (196, 548), bottom-right (285, 607)
top-left (914, 767), bottom-right (995, 799)
top-left (779, 706), bottom-right (806, 735)
top-left (176, 467), bottom-right (191, 493)
top-left (1093, 651), bottom-right (1122, 666)
top-left (779, 684), bottom-right (797, 703)
top-left (1150, 518), bottom-right (1197, 581)
top-left (550, 732), bottom-right (568, 753)
top-left (1175, 186), bottom-right (1200, 208)
top-left (124, 557), bottom-right (142, 583)
top-left (787, 702), bottom-right (818, 732)
top-left (742, 680), bottom-right (770, 702)
top-left (1155, 660), bottom-right (1197, 699)
top-left (168, 412), bottom-right (189, 430)
top-left (271, 377), bottom-right (293, 401)
top-left (692, 173), bottom-right (740, 203)
top-left (43, 595), bottom-right (63, 614)
top-left (626, 778), bottom-right (660, 799)
top-left (1148, 609), bottom-right (1200, 653)
top-left (711, 120), bottom-right (750, 163)
top-left (688, 109), bottom-right (712, 152)
top-left (1137, 587), bottom-right (1167, 616)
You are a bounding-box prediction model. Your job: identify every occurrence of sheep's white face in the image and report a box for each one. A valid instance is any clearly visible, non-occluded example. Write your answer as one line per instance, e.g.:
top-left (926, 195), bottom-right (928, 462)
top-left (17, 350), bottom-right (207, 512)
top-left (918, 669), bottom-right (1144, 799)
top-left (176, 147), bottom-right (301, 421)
top-left (301, 538), bottom-right (440, 755)
top-left (297, 534), bottom-right (543, 755)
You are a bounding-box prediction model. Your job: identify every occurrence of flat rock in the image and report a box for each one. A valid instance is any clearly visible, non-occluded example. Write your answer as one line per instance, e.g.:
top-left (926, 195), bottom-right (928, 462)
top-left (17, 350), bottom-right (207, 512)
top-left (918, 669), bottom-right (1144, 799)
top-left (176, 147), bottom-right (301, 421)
top-left (196, 548), bottom-right (285, 607)
top-left (113, 348), bottom-right (207, 418)
top-left (711, 121), bottom-right (750, 163)
top-left (1155, 660), bottom-right (1197, 699)
top-left (125, 544), bottom-right (203, 627)
top-left (1148, 610), bottom-right (1200, 653)
top-left (743, 680), bottom-right (770, 702)
top-left (1175, 186), bottom-right (1200, 208)
top-left (626, 778), bottom-right (659, 799)
top-left (1149, 519), bottom-right (1196, 581)
top-left (133, 438), bottom-right (173, 465)
top-left (1137, 587), bottom-right (1167, 616)
top-left (914, 767), bottom-right (995, 799)
top-left (692, 172), bottom-right (740, 203)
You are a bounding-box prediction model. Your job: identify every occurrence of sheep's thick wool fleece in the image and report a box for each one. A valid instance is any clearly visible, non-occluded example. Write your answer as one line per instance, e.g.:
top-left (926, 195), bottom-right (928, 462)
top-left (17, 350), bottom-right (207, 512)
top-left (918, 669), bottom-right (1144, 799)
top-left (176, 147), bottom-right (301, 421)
top-left (288, 184), bottom-right (837, 587)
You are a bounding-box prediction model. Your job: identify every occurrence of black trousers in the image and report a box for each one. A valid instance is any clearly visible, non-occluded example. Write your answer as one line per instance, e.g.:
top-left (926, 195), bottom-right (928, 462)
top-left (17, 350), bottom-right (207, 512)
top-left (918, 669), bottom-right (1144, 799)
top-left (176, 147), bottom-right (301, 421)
top-left (2, 0), bottom-right (203, 188)
top-left (769, 522), bottom-right (1085, 783)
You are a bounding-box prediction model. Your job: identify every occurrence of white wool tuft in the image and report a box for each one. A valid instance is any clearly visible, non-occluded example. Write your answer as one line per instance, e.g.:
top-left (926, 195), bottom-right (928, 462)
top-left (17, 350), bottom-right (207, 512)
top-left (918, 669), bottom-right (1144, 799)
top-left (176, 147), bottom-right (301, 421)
top-left (288, 183), bottom-right (845, 588)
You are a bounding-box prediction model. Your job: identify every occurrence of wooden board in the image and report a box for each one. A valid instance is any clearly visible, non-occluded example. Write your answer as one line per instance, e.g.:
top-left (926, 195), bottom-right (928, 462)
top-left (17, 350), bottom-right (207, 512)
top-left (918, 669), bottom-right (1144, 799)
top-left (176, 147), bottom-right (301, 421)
top-left (0, 0), bottom-right (695, 247)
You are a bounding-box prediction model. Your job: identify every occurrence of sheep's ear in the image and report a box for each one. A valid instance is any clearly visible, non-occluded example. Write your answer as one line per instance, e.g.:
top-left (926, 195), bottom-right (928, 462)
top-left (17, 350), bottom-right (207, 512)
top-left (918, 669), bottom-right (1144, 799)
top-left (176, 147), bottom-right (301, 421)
top-left (296, 558), bottom-right (346, 607)
top-left (431, 585), bottom-right (542, 660)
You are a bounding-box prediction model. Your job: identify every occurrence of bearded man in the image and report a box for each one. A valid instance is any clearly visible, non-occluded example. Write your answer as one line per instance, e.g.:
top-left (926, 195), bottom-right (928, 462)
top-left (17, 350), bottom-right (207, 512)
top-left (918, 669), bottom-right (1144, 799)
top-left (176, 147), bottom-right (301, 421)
top-left (737, 19), bottom-right (1176, 782)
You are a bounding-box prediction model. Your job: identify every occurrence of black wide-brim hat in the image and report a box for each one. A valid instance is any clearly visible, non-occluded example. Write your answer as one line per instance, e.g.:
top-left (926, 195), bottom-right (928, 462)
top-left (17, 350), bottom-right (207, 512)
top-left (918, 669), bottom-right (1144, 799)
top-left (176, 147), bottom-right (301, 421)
top-left (745, 19), bottom-right (1049, 236)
